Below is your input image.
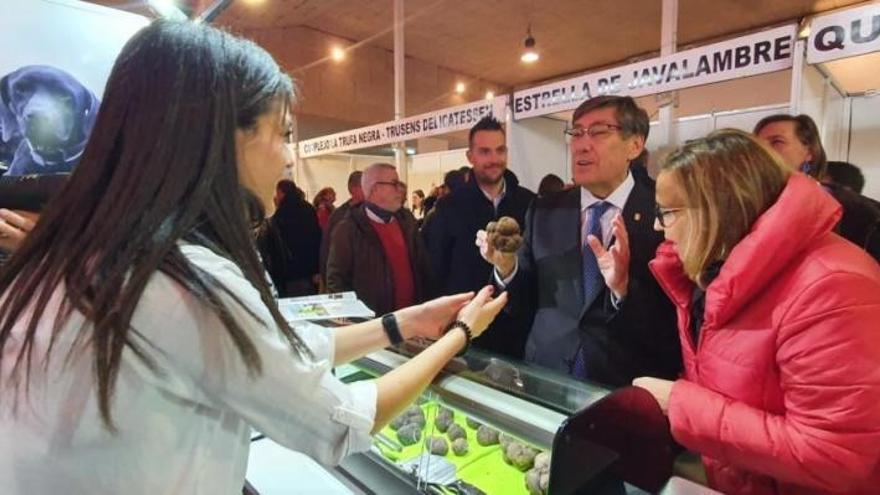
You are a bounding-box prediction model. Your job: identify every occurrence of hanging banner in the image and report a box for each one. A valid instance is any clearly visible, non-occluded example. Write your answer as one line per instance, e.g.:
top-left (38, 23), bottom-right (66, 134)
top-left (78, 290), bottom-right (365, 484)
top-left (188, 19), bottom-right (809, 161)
top-left (513, 24), bottom-right (796, 120)
top-left (298, 96), bottom-right (506, 158)
top-left (807, 3), bottom-right (880, 64)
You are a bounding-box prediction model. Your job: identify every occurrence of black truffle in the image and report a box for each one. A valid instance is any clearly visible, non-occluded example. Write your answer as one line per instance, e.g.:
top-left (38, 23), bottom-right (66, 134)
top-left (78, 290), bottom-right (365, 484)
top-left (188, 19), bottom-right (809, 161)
top-left (451, 437), bottom-right (469, 456)
top-left (446, 423), bottom-right (466, 442)
top-left (397, 423), bottom-right (422, 446)
top-left (435, 407), bottom-right (455, 432)
top-left (476, 425), bottom-right (500, 446)
top-left (465, 417), bottom-right (482, 429)
top-left (425, 435), bottom-right (449, 456)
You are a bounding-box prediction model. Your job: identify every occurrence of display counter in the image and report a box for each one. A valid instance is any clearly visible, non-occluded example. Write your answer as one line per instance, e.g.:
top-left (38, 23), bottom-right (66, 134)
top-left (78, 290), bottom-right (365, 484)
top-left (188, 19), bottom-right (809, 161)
top-left (331, 341), bottom-right (690, 495)
top-left (245, 322), bottom-right (717, 494)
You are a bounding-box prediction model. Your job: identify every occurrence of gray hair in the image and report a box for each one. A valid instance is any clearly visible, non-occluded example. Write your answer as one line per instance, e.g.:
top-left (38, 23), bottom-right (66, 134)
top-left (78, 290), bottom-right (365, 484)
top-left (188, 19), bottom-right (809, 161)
top-left (361, 162), bottom-right (396, 195)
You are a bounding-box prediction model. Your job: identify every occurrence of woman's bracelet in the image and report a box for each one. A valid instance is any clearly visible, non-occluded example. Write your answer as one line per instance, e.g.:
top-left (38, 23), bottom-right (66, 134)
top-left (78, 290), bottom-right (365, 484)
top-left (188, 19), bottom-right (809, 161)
top-left (444, 320), bottom-right (472, 356)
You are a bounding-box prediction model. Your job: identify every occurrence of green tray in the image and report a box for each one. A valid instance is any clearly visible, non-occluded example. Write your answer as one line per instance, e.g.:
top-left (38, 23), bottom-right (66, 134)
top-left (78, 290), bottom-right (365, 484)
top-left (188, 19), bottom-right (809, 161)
top-left (375, 402), bottom-right (501, 468)
top-left (456, 447), bottom-right (536, 495)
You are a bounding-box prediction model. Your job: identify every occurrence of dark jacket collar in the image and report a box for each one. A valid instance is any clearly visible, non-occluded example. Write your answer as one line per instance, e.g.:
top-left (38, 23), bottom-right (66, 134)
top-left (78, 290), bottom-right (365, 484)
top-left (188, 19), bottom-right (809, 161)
top-left (461, 168), bottom-right (521, 203)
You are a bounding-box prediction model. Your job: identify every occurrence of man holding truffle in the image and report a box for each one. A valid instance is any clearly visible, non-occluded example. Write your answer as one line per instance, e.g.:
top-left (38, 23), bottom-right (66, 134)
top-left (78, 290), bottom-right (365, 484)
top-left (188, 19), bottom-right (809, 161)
top-left (477, 96), bottom-right (680, 387)
top-left (422, 116), bottom-right (536, 358)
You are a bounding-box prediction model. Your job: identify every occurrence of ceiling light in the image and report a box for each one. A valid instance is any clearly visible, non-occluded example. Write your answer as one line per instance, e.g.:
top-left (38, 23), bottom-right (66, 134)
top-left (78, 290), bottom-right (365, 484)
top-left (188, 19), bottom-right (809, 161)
top-left (521, 25), bottom-right (539, 64)
top-left (485, 91), bottom-right (495, 100)
top-left (455, 82), bottom-right (466, 94)
top-left (331, 46), bottom-right (346, 62)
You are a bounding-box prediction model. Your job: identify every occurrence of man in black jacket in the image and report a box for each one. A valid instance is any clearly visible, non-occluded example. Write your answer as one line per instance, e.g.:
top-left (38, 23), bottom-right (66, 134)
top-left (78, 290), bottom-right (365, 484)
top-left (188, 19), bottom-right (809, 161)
top-left (422, 117), bottom-right (536, 358)
top-left (271, 179), bottom-right (322, 297)
top-left (318, 170), bottom-right (363, 286)
top-left (477, 96), bottom-right (681, 387)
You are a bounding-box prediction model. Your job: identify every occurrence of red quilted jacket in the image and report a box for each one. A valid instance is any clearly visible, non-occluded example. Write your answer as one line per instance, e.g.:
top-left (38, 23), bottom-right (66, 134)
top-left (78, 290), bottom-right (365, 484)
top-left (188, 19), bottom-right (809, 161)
top-left (649, 173), bottom-right (880, 495)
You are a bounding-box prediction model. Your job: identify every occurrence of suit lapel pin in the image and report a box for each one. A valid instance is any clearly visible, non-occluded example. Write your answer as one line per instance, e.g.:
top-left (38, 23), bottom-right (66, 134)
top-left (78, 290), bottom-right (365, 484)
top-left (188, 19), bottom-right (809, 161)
top-left (634, 212), bottom-right (642, 222)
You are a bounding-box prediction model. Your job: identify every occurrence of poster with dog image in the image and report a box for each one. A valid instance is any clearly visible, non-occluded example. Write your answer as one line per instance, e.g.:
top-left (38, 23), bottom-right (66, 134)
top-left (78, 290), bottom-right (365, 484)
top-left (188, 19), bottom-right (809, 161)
top-left (0, 0), bottom-right (147, 176)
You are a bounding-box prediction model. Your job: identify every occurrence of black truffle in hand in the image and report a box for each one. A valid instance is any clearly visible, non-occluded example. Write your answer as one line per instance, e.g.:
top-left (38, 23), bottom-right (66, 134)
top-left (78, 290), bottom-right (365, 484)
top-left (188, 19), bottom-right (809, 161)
top-left (486, 216), bottom-right (523, 253)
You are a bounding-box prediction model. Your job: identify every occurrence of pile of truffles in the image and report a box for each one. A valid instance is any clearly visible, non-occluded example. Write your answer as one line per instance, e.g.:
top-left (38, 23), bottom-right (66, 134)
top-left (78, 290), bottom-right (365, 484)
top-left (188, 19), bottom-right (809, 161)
top-left (387, 403), bottom-right (552, 489)
top-left (390, 405), bottom-right (426, 446)
top-left (499, 434), bottom-right (551, 494)
top-left (502, 441), bottom-right (538, 471)
top-left (524, 452), bottom-right (551, 495)
top-left (485, 216), bottom-right (523, 253)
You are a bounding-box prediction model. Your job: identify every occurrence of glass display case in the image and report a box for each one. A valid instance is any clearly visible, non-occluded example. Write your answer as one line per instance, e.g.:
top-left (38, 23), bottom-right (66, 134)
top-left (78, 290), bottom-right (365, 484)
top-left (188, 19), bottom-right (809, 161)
top-left (244, 313), bottom-right (717, 495)
top-left (332, 343), bottom-right (618, 495)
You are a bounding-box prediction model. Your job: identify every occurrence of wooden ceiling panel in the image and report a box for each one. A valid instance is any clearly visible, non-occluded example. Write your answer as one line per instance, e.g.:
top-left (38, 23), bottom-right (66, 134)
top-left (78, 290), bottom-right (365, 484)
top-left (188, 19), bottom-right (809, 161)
top-left (89, 1), bottom-right (870, 88)
top-left (216, 0), bottom-right (865, 88)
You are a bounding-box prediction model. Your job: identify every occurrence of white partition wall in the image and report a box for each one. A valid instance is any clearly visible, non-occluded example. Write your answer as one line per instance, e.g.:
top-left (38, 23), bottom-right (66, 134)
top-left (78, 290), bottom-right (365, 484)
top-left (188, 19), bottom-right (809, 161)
top-left (299, 149), bottom-right (467, 209)
top-left (795, 64), bottom-right (850, 161)
top-left (507, 116), bottom-right (569, 192)
top-left (297, 153), bottom-right (388, 207)
top-left (847, 93), bottom-right (880, 201)
top-left (408, 148), bottom-right (467, 199)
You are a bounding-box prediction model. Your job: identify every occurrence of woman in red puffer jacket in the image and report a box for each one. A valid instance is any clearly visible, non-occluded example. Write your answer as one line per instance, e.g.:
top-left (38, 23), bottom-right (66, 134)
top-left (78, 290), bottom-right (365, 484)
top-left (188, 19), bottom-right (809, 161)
top-left (633, 129), bottom-right (880, 495)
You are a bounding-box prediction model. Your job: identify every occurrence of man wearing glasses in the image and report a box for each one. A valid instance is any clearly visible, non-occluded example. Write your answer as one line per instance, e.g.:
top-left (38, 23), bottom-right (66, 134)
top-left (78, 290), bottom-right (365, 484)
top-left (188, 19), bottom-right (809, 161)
top-left (327, 162), bottom-right (432, 316)
top-left (477, 95), bottom-right (680, 386)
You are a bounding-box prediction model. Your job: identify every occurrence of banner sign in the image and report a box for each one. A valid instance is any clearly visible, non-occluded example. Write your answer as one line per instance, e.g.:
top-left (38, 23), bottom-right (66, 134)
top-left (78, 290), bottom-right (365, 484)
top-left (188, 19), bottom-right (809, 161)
top-left (513, 24), bottom-right (796, 120)
top-left (807, 3), bottom-right (880, 64)
top-left (298, 96), bottom-right (507, 158)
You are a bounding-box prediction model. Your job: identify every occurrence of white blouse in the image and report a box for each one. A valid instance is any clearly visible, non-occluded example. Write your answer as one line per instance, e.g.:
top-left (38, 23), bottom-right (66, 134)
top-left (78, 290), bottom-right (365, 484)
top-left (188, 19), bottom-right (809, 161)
top-left (0, 244), bottom-right (377, 494)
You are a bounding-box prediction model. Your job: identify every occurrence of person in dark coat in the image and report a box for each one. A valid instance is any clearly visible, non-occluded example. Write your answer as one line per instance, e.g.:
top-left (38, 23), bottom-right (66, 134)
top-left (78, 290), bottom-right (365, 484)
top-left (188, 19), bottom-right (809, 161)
top-left (422, 117), bottom-right (536, 358)
top-left (318, 170), bottom-right (364, 286)
top-left (270, 179), bottom-right (321, 297)
top-left (755, 114), bottom-right (880, 262)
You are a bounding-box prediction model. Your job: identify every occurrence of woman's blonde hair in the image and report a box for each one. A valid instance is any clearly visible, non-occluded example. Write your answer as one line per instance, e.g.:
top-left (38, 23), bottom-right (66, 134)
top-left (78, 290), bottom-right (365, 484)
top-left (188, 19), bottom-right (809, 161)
top-left (661, 129), bottom-right (791, 286)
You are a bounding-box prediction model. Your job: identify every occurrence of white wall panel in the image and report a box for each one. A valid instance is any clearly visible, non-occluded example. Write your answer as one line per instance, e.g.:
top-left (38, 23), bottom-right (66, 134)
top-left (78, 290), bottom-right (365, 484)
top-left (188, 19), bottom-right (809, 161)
top-left (847, 94), bottom-right (880, 201)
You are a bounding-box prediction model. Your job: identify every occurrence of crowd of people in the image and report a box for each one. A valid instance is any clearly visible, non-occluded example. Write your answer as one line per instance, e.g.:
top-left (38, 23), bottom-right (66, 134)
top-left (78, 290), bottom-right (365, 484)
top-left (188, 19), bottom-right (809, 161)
top-left (1, 19), bottom-right (879, 495)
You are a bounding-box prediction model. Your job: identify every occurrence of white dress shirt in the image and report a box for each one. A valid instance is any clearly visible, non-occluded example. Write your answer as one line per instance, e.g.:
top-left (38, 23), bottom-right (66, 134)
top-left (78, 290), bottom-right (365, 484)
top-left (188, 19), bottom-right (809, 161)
top-left (0, 244), bottom-right (376, 495)
top-left (579, 172), bottom-right (634, 247)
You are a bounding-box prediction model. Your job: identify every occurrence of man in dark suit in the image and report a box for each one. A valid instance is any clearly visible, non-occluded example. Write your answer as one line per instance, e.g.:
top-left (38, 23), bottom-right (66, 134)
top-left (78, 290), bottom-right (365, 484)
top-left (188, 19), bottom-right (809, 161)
top-left (477, 95), bottom-right (680, 387)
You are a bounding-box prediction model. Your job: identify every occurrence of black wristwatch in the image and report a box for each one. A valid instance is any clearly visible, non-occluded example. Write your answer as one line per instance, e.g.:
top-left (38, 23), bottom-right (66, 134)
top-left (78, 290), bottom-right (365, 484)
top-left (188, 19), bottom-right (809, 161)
top-left (381, 313), bottom-right (404, 345)
top-left (444, 320), bottom-right (473, 356)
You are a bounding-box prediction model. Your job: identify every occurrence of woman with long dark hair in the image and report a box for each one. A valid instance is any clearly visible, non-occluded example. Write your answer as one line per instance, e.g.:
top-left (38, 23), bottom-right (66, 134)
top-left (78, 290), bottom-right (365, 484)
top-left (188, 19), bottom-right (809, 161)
top-left (0, 21), bottom-right (505, 494)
